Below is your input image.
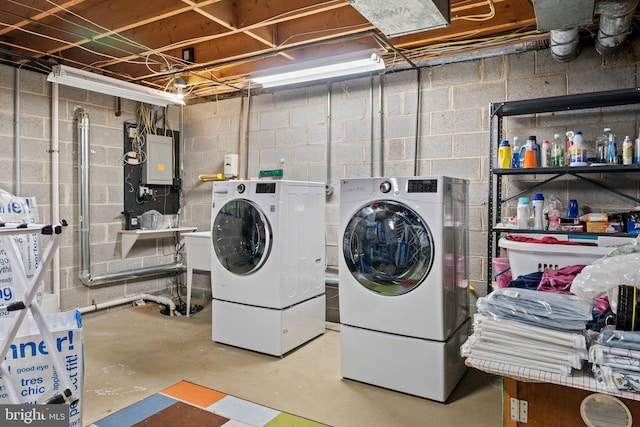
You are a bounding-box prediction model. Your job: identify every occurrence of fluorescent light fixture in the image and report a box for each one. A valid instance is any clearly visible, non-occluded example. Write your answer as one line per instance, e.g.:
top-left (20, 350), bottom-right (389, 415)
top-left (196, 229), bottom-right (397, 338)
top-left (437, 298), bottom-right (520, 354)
top-left (174, 77), bottom-right (187, 100)
top-left (251, 49), bottom-right (385, 88)
top-left (47, 65), bottom-right (185, 107)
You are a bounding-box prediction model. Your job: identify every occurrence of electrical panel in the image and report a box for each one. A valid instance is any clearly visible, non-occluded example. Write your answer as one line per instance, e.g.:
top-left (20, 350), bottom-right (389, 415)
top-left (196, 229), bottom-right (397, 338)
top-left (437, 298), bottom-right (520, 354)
top-left (142, 134), bottom-right (174, 185)
top-left (123, 124), bottom-right (180, 218)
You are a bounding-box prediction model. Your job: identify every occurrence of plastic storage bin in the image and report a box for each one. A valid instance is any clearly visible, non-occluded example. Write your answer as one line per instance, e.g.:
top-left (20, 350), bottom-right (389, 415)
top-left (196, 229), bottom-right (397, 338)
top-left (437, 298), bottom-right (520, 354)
top-left (498, 238), bottom-right (614, 279)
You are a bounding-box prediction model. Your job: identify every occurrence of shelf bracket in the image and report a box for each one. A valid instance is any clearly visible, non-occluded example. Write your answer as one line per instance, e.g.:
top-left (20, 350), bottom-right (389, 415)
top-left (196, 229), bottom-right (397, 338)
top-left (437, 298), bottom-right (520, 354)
top-left (569, 173), bottom-right (640, 205)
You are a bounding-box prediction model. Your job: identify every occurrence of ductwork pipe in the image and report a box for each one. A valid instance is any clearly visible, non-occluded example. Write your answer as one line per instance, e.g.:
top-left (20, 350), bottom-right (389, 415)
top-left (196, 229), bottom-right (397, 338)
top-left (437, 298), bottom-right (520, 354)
top-left (595, 0), bottom-right (639, 54)
top-left (550, 27), bottom-right (580, 62)
top-left (75, 109), bottom-right (185, 302)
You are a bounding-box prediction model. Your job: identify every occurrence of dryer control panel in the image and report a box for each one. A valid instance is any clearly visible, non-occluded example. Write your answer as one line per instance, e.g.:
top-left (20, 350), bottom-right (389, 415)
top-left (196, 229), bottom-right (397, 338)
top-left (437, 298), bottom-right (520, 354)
top-left (407, 179), bottom-right (438, 193)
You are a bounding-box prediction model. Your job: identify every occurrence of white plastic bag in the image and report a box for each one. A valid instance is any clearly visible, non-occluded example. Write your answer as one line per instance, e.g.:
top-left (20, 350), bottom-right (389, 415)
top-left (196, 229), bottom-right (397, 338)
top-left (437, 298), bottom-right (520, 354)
top-left (570, 237), bottom-right (640, 312)
top-left (0, 309), bottom-right (83, 426)
top-left (0, 189), bottom-right (41, 315)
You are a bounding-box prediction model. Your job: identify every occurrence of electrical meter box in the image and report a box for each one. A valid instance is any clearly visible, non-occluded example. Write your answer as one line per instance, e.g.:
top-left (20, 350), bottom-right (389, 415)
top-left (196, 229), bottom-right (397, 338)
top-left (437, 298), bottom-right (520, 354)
top-left (142, 134), bottom-right (174, 185)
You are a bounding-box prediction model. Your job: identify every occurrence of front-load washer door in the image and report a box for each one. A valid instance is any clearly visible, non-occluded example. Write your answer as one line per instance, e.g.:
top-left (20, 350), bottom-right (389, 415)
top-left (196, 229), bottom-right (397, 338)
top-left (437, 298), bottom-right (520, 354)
top-left (342, 200), bottom-right (434, 295)
top-left (212, 199), bottom-right (272, 275)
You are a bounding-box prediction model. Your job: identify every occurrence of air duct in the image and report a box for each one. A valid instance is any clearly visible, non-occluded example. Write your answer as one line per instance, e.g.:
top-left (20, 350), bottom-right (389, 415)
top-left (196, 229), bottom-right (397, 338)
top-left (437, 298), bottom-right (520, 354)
top-left (595, 0), bottom-right (639, 54)
top-left (75, 109), bottom-right (185, 288)
top-left (347, 0), bottom-right (450, 37)
top-left (550, 27), bottom-right (580, 61)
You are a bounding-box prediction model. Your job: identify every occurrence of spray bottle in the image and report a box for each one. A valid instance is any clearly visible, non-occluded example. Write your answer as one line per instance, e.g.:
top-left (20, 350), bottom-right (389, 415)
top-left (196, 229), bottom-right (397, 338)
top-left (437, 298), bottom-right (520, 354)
top-left (607, 128), bottom-right (617, 164)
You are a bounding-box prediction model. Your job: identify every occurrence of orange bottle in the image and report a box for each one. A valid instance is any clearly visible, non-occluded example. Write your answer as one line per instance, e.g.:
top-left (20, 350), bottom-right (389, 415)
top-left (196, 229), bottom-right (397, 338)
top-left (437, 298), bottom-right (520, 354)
top-left (523, 146), bottom-right (537, 168)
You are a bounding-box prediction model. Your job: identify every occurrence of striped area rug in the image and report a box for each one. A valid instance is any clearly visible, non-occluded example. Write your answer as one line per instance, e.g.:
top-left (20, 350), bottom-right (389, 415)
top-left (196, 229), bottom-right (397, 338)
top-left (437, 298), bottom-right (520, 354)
top-left (90, 380), bottom-right (329, 427)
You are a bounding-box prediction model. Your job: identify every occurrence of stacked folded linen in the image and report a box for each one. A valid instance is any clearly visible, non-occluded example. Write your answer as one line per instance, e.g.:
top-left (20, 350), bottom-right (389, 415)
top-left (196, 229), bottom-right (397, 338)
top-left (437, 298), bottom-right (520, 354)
top-left (476, 287), bottom-right (595, 333)
top-left (591, 328), bottom-right (640, 393)
top-left (462, 288), bottom-right (594, 376)
top-left (462, 314), bottom-right (589, 375)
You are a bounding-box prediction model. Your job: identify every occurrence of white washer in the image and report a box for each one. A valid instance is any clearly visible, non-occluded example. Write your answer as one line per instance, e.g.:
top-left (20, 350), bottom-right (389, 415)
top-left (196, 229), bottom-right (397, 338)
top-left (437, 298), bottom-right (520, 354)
top-left (339, 176), bottom-right (470, 401)
top-left (210, 180), bottom-right (326, 356)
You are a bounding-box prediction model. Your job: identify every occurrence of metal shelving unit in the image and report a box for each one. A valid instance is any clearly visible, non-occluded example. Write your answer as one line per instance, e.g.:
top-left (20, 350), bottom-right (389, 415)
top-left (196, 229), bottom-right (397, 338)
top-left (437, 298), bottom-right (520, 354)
top-left (487, 88), bottom-right (640, 290)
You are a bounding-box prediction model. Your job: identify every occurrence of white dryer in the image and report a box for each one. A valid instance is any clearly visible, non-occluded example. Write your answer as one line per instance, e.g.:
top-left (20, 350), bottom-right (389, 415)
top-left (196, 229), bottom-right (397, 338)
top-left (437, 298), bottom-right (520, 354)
top-left (210, 180), bottom-right (326, 356)
top-left (339, 176), bottom-right (470, 402)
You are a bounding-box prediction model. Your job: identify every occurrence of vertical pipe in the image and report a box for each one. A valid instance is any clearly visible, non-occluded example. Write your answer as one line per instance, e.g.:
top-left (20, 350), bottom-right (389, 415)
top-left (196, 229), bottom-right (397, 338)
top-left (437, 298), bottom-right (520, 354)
top-left (413, 68), bottom-right (422, 176)
top-left (379, 75), bottom-right (385, 177)
top-left (14, 68), bottom-right (20, 196)
top-left (370, 75), bottom-right (374, 177)
top-left (77, 109), bottom-right (91, 281)
top-left (51, 82), bottom-right (60, 309)
top-left (237, 95), bottom-right (244, 178)
top-left (242, 89), bottom-right (252, 180)
top-left (596, 0), bottom-right (639, 54)
top-left (326, 84), bottom-right (332, 187)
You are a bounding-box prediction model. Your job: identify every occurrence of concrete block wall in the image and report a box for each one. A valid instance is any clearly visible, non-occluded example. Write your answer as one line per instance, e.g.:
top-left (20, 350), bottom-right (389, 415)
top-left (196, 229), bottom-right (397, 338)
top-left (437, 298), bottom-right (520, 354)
top-left (1, 66), bottom-right (184, 311)
top-left (182, 42), bottom-right (640, 307)
top-left (2, 40), bottom-right (640, 314)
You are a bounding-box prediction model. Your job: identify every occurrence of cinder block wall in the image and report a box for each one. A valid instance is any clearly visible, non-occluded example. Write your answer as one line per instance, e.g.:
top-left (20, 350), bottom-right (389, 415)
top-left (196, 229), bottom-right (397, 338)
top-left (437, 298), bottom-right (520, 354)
top-left (183, 42), bottom-right (640, 316)
top-left (0, 66), bottom-right (184, 311)
top-left (2, 41), bottom-right (640, 314)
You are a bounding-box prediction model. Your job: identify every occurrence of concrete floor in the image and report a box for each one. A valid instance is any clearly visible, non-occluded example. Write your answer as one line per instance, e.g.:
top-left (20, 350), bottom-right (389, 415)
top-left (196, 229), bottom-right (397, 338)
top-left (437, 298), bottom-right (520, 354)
top-left (81, 300), bottom-right (503, 426)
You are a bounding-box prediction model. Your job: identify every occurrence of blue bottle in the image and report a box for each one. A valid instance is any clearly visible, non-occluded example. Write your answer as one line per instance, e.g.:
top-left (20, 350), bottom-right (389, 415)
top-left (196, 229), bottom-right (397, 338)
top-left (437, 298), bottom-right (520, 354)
top-left (511, 140), bottom-right (521, 168)
top-left (607, 129), bottom-right (617, 164)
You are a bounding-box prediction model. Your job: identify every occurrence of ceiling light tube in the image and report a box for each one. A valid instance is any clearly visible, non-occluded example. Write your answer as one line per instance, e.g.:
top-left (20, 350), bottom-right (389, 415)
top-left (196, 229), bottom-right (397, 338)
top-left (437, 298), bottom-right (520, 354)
top-left (251, 49), bottom-right (385, 88)
top-left (47, 65), bottom-right (185, 107)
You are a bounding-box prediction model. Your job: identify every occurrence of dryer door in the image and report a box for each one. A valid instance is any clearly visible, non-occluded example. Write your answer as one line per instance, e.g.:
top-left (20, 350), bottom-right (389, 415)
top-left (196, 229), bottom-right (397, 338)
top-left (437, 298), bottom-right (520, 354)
top-left (212, 199), bottom-right (272, 275)
top-left (342, 200), bottom-right (434, 295)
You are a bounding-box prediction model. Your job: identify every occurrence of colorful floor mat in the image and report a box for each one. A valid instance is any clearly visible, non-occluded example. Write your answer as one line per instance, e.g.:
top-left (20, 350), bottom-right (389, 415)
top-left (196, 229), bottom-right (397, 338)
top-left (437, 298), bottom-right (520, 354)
top-left (90, 380), bottom-right (329, 427)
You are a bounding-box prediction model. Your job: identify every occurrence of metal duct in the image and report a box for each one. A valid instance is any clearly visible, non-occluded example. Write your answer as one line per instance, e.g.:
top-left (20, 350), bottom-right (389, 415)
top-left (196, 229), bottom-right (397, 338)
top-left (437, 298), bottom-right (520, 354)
top-left (595, 0), bottom-right (639, 54)
top-left (550, 27), bottom-right (580, 62)
top-left (533, 0), bottom-right (596, 31)
top-left (76, 109), bottom-right (185, 287)
top-left (347, 0), bottom-right (450, 37)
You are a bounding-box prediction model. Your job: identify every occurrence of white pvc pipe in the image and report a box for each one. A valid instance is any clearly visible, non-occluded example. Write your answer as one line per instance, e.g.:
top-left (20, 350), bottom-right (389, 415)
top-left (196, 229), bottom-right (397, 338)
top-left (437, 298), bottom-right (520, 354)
top-left (14, 68), bottom-right (20, 196)
top-left (51, 82), bottom-right (60, 310)
top-left (77, 293), bottom-right (177, 316)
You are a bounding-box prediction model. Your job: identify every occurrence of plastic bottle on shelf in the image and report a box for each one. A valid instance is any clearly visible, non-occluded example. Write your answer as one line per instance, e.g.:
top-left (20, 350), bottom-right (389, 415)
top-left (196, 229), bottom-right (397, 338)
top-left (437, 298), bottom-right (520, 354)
top-left (547, 201), bottom-right (561, 231)
top-left (541, 139), bottom-right (551, 167)
top-left (511, 137), bottom-right (521, 168)
top-left (607, 128), bottom-right (618, 164)
top-left (551, 133), bottom-right (565, 167)
top-left (517, 197), bottom-right (531, 229)
top-left (595, 129), bottom-right (609, 164)
top-left (532, 193), bottom-right (545, 230)
top-left (569, 131), bottom-right (588, 166)
top-left (530, 136), bottom-right (540, 166)
top-left (635, 130), bottom-right (640, 164)
top-left (498, 140), bottom-right (511, 168)
top-left (565, 131), bottom-right (575, 165)
top-left (623, 135), bottom-right (633, 165)
top-left (523, 143), bottom-right (537, 168)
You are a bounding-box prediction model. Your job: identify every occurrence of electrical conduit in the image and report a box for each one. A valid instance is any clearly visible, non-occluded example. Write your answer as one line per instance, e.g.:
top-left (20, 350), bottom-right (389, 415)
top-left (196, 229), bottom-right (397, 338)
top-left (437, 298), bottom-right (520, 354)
top-left (75, 109), bottom-right (183, 314)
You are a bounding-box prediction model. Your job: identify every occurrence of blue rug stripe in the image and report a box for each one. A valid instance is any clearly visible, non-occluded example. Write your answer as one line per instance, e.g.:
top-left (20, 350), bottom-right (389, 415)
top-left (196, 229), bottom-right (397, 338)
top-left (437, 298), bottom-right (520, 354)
top-left (208, 395), bottom-right (280, 426)
top-left (93, 393), bottom-right (178, 427)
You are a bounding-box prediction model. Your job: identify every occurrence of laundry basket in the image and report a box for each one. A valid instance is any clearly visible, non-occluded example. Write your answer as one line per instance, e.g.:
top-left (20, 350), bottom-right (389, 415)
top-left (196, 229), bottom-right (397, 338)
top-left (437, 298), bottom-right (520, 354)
top-left (498, 237), bottom-right (614, 279)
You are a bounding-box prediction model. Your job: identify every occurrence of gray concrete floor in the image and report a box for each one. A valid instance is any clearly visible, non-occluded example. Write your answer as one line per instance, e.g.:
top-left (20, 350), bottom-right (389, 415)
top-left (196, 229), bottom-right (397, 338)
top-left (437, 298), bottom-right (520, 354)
top-left (82, 300), bottom-right (503, 426)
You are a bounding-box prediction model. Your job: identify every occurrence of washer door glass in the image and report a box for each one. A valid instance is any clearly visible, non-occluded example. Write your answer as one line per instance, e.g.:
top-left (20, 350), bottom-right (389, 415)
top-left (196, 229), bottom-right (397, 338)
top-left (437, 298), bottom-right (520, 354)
top-left (212, 199), bottom-right (272, 275)
top-left (343, 200), bottom-right (434, 295)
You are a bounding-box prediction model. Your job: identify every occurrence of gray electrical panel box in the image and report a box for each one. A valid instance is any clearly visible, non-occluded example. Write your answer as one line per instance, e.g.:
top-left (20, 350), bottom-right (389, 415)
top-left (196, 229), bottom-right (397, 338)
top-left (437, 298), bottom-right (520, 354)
top-left (142, 134), bottom-right (174, 185)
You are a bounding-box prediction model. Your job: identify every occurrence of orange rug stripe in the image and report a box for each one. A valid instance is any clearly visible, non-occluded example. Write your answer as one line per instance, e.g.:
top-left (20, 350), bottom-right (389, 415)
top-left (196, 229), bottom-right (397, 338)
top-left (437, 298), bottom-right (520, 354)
top-left (161, 380), bottom-right (227, 408)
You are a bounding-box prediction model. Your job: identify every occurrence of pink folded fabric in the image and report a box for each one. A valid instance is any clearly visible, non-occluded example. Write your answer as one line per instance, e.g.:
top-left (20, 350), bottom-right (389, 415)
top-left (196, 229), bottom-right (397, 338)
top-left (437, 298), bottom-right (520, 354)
top-left (507, 235), bottom-right (582, 245)
top-left (536, 264), bottom-right (609, 312)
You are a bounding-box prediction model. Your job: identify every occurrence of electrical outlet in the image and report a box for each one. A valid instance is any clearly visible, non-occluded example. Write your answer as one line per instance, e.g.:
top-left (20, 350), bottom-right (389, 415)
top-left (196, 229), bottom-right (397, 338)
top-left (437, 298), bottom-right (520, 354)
top-left (139, 186), bottom-right (151, 197)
